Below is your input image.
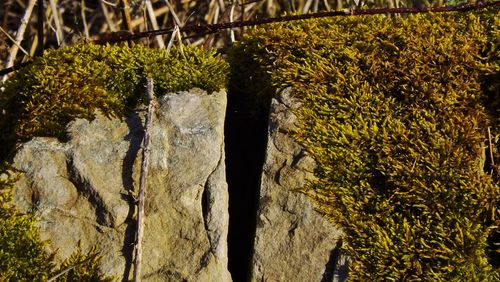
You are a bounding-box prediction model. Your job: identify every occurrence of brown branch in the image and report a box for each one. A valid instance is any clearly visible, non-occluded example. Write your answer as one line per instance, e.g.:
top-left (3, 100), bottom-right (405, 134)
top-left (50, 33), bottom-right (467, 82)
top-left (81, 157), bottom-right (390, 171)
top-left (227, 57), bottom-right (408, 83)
top-left (145, 0), bottom-right (165, 48)
top-left (1, 0), bottom-right (36, 85)
top-left (48, 0), bottom-right (64, 46)
top-left (133, 77), bottom-right (156, 282)
top-left (119, 0), bottom-right (133, 32)
top-left (0, 61), bottom-right (32, 77)
top-left (93, 2), bottom-right (500, 45)
top-left (1, 2), bottom-right (498, 77)
top-left (36, 0), bottom-right (44, 57)
top-left (119, 0), bottom-right (134, 46)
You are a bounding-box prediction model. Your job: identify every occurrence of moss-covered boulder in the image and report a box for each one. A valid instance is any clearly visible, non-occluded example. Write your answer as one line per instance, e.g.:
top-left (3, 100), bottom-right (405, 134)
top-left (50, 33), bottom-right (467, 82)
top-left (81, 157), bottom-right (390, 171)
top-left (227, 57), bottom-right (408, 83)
top-left (0, 44), bottom-right (228, 160)
top-left (231, 8), bottom-right (500, 281)
top-left (0, 44), bottom-right (229, 281)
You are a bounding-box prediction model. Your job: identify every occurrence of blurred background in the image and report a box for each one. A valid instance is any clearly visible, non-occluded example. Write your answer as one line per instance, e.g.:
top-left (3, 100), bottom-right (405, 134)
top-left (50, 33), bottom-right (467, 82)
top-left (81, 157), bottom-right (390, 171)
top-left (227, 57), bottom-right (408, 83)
top-left (0, 0), bottom-right (472, 72)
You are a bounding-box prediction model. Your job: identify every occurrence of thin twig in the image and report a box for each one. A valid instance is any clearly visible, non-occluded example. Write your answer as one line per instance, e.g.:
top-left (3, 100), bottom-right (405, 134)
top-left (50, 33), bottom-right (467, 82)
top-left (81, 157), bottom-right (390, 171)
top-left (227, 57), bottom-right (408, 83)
top-left (163, 0), bottom-right (191, 44)
top-left (81, 0), bottom-right (90, 38)
top-left (48, 0), bottom-right (64, 46)
top-left (100, 0), bottom-right (117, 32)
top-left (175, 23), bottom-right (184, 54)
top-left (119, 0), bottom-right (133, 31)
top-left (488, 126), bottom-right (495, 169)
top-left (119, 0), bottom-right (134, 46)
top-left (92, 2), bottom-right (499, 45)
top-left (303, 0), bottom-right (314, 13)
top-left (0, 27), bottom-right (30, 57)
top-left (133, 77), bottom-right (156, 282)
top-left (101, 0), bottom-right (118, 7)
top-left (36, 0), bottom-right (44, 56)
top-left (1, 0), bottom-right (36, 85)
top-left (145, 0), bottom-right (165, 48)
top-left (165, 25), bottom-right (179, 52)
top-left (229, 1), bottom-right (236, 43)
top-left (164, 0), bottom-right (182, 27)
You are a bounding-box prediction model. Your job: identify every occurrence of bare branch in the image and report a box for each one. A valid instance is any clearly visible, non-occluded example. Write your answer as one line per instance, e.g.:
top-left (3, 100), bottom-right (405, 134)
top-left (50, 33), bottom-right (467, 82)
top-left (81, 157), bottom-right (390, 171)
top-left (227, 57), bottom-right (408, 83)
top-left (1, 0), bottom-right (36, 85)
top-left (133, 77), bottom-right (156, 282)
top-left (48, 0), bottom-right (64, 46)
top-left (145, 0), bottom-right (165, 48)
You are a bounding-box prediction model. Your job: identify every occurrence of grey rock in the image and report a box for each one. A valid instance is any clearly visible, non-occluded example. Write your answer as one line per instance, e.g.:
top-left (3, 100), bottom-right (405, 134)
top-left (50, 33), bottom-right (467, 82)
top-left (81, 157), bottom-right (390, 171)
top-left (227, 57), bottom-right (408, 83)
top-left (251, 88), bottom-right (348, 282)
top-left (12, 88), bottom-right (232, 281)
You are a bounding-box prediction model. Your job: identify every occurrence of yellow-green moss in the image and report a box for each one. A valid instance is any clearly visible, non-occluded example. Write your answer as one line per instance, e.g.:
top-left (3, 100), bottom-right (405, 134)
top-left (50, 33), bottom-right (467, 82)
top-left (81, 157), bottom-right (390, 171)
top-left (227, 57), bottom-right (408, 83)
top-left (231, 8), bottom-right (500, 281)
top-left (0, 44), bottom-right (228, 280)
top-left (0, 164), bottom-right (115, 281)
top-left (0, 167), bottom-right (54, 281)
top-left (0, 44), bottom-right (228, 160)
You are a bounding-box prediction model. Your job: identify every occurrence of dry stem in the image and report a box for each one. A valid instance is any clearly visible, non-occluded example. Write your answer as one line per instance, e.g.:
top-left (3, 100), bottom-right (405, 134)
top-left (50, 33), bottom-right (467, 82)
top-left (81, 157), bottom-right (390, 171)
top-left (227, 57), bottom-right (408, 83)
top-left (2, 0), bottom-right (36, 85)
top-left (133, 77), bottom-right (156, 282)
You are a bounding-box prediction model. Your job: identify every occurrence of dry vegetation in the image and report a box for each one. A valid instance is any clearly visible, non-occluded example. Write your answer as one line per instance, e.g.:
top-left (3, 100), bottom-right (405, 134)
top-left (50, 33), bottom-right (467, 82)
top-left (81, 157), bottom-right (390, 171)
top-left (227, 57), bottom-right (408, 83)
top-left (0, 0), bottom-right (471, 73)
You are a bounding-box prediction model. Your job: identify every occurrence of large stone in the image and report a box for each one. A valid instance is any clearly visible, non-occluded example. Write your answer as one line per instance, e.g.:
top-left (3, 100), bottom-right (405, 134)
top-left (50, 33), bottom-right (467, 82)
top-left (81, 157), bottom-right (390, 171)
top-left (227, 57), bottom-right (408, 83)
top-left (251, 88), bottom-right (348, 282)
top-left (12, 88), bottom-right (232, 281)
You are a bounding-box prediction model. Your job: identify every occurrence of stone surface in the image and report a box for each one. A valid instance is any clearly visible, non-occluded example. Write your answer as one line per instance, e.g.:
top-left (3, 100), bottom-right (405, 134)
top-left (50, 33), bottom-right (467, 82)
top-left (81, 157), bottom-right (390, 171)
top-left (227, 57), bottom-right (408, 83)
top-left (12, 88), bottom-right (232, 281)
top-left (251, 88), bottom-right (348, 282)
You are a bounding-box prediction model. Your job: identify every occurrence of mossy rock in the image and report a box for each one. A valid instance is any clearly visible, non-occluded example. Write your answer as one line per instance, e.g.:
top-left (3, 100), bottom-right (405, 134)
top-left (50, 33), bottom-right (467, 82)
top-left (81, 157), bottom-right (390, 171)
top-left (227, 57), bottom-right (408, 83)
top-left (0, 44), bottom-right (228, 281)
top-left (230, 8), bottom-right (500, 281)
top-left (0, 164), bottom-right (116, 281)
top-left (0, 44), bottom-right (228, 160)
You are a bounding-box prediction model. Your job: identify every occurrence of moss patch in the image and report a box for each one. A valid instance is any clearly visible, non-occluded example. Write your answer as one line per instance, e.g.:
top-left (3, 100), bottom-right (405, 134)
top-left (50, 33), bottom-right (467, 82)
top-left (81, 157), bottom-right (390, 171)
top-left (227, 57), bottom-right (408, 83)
top-left (0, 168), bottom-right (54, 281)
top-left (0, 164), bottom-right (115, 281)
top-left (0, 44), bottom-right (228, 160)
top-left (0, 44), bottom-right (228, 280)
top-left (230, 8), bottom-right (500, 281)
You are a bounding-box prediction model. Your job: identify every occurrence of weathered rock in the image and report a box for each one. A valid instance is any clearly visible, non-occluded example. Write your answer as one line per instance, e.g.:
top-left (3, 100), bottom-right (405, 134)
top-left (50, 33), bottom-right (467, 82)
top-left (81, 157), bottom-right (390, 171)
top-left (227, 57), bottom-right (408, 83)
top-left (251, 88), bottom-right (348, 282)
top-left (12, 88), bottom-right (232, 281)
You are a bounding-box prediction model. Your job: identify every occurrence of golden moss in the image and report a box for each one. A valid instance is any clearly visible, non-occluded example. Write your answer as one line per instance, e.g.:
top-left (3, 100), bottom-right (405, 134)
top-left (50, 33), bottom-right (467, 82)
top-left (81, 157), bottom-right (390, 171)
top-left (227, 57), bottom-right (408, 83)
top-left (0, 44), bottom-right (228, 160)
top-left (231, 8), bottom-right (500, 280)
top-left (0, 44), bottom-right (228, 280)
top-left (0, 166), bottom-right (54, 281)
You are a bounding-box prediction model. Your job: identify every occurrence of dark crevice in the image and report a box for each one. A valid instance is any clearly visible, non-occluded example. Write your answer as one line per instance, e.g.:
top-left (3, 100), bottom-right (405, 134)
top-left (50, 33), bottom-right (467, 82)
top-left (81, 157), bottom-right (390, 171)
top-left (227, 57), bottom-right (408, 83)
top-left (121, 112), bottom-right (144, 282)
top-left (66, 156), bottom-right (113, 227)
top-left (321, 240), bottom-right (343, 282)
top-left (225, 84), bottom-right (270, 281)
top-left (201, 180), bottom-right (210, 242)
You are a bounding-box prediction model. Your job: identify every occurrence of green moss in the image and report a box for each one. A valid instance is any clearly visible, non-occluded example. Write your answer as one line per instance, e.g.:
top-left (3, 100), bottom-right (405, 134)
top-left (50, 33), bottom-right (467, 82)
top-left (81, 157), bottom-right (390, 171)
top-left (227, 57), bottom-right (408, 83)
top-left (0, 44), bottom-right (228, 160)
top-left (231, 8), bottom-right (500, 281)
top-left (0, 167), bottom-right (54, 281)
top-left (54, 244), bottom-right (115, 282)
top-left (0, 44), bottom-right (227, 280)
top-left (0, 164), bottom-right (115, 281)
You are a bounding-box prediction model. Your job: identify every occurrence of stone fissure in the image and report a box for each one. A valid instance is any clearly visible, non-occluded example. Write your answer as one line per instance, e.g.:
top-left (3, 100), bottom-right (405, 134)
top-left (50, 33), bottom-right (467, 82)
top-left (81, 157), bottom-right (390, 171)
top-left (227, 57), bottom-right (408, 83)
top-left (224, 87), bottom-right (269, 281)
top-left (9, 86), bottom-right (344, 281)
top-left (66, 156), bottom-right (115, 227)
top-left (201, 181), bottom-right (210, 246)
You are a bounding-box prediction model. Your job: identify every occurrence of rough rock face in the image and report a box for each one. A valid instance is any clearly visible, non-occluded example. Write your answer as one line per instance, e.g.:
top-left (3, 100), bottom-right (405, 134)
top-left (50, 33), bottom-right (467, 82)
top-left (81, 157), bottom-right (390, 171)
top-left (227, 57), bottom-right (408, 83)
top-left (12, 88), bottom-right (231, 281)
top-left (251, 88), bottom-right (348, 282)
